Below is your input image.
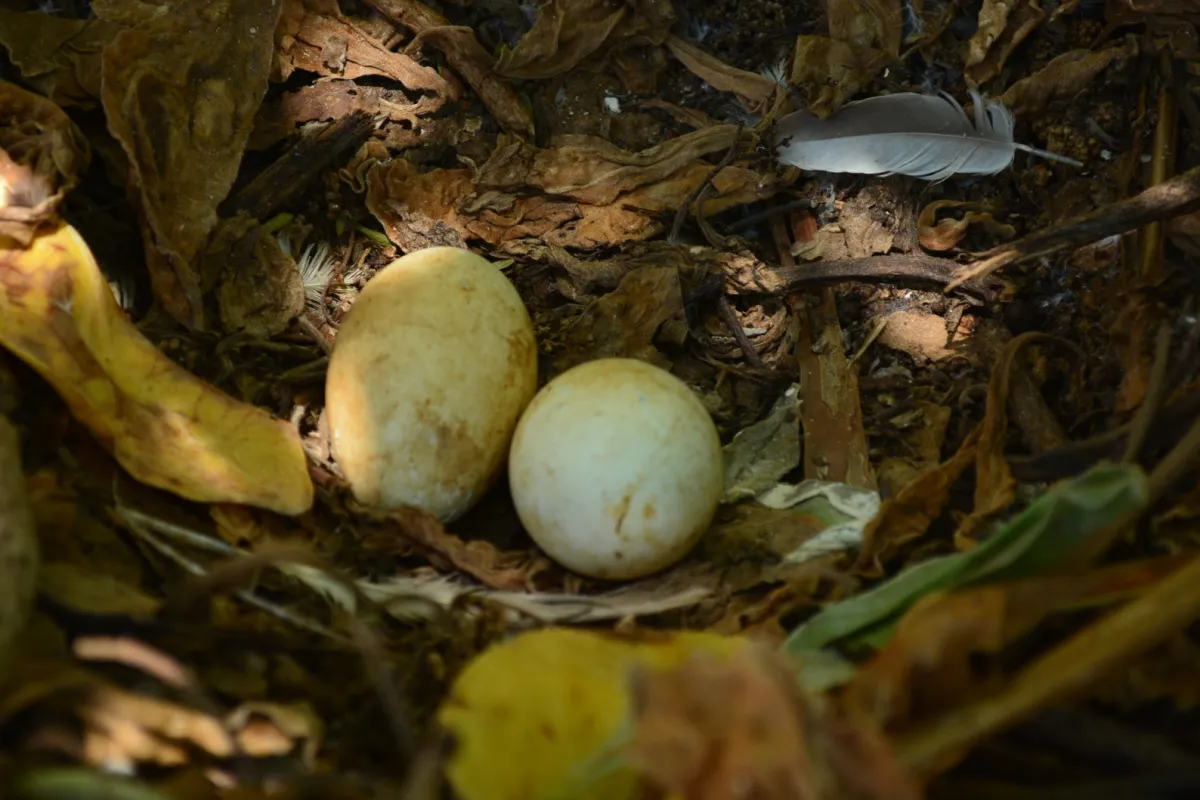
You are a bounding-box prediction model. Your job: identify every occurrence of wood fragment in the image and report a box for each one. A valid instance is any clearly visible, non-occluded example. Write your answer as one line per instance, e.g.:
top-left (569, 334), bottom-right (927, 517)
top-left (221, 111), bottom-right (376, 221)
top-left (947, 162), bottom-right (1200, 290)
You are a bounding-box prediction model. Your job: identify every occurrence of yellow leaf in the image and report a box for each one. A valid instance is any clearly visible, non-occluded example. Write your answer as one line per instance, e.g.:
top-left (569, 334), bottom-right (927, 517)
top-left (438, 627), bottom-right (747, 800)
top-left (0, 223), bottom-right (312, 515)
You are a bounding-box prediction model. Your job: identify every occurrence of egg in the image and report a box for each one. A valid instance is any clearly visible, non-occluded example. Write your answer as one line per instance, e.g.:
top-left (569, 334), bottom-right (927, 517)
top-left (325, 247), bottom-right (537, 522)
top-left (508, 358), bottom-right (724, 580)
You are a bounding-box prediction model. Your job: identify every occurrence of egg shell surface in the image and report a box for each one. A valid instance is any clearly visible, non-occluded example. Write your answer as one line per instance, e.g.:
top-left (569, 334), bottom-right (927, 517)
top-left (508, 358), bottom-right (723, 580)
top-left (326, 247), bottom-right (537, 521)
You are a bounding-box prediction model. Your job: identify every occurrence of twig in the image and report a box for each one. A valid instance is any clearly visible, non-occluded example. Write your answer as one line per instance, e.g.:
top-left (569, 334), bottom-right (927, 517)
top-left (716, 296), bottom-right (765, 368)
top-left (946, 161), bottom-right (1200, 291)
top-left (668, 124), bottom-right (743, 244)
top-left (220, 112), bottom-right (376, 221)
top-left (1123, 323), bottom-right (1173, 464)
top-left (772, 253), bottom-right (1009, 300)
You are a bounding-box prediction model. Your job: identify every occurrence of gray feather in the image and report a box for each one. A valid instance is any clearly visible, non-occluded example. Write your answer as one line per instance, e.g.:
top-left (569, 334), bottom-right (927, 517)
top-left (774, 91), bottom-right (1082, 182)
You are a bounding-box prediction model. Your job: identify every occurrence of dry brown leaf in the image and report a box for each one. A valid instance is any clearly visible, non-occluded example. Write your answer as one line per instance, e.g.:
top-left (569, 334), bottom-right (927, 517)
top-left (274, 0), bottom-right (449, 94)
top-left (0, 81), bottom-right (91, 245)
top-left (666, 35), bottom-right (779, 110)
top-left (0, 10), bottom-right (122, 107)
top-left (366, 131), bottom-right (780, 251)
top-left (953, 333), bottom-right (1067, 548)
top-left (856, 426), bottom-right (981, 576)
top-left (917, 199), bottom-right (1014, 251)
top-left (363, 0), bottom-right (534, 137)
top-left (100, 0), bottom-right (282, 329)
top-left (553, 266), bottom-right (686, 374)
top-left (495, 0), bottom-right (675, 80)
top-left (964, 0), bottom-right (1045, 86)
top-left (0, 222), bottom-right (313, 515)
top-left (827, 0), bottom-right (902, 56)
top-left (478, 126), bottom-right (741, 205)
top-left (999, 37), bottom-right (1138, 115)
top-left (364, 505), bottom-right (544, 590)
top-left (252, 80), bottom-right (442, 150)
top-left (789, 36), bottom-right (893, 116)
top-left (629, 644), bottom-right (919, 800)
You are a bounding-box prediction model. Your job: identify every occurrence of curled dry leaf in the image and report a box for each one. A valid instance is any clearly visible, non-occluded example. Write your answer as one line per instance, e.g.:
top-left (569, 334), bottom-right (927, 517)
top-left (0, 81), bottom-right (91, 244)
top-left (827, 0), bottom-right (903, 56)
top-left (666, 36), bottom-right (779, 110)
top-left (918, 199), bottom-right (1015, 251)
top-left (495, 0), bottom-right (675, 80)
top-left (0, 222), bottom-right (313, 515)
top-left (552, 265), bottom-right (686, 374)
top-left (366, 128), bottom-right (780, 251)
top-left (964, 0), bottom-right (1045, 86)
top-left (100, 0), bottom-right (282, 330)
top-left (362, 504), bottom-right (541, 590)
top-left (0, 416), bottom-right (39, 682)
top-left (0, 10), bottom-right (122, 108)
top-left (275, 0), bottom-right (447, 91)
top-left (856, 427), bottom-right (981, 576)
top-left (363, 0), bottom-right (534, 137)
top-left (789, 36), bottom-right (892, 117)
top-left (999, 37), bottom-right (1139, 115)
top-left (952, 333), bottom-right (1071, 549)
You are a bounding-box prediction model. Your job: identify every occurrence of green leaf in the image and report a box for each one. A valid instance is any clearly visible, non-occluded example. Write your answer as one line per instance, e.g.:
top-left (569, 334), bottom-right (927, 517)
top-left (783, 462), bottom-right (1148, 658)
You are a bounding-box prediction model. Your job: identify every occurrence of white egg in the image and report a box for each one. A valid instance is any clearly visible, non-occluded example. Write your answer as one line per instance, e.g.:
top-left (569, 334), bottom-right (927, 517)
top-left (326, 247), bottom-right (538, 522)
top-left (508, 358), bottom-right (724, 580)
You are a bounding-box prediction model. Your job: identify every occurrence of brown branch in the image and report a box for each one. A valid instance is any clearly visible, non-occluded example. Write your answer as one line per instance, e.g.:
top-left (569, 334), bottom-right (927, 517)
top-left (947, 162), bottom-right (1200, 290)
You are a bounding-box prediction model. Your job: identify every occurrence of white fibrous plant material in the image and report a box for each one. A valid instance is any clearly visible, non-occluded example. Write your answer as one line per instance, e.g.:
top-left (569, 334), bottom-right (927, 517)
top-left (296, 241), bottom-right (337, 310)
top-left (774, 90), bottom-right (1083, 182)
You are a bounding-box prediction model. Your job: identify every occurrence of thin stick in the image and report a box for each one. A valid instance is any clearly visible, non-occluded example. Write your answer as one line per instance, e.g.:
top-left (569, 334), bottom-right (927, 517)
top-left (946, 161), bottom-right (1200, 291)
top-left (668, 124), bottom-right (743, 244)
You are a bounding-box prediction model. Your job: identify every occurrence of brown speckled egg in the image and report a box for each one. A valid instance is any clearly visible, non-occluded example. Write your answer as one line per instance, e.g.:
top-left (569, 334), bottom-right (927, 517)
top-left (508, 358), bottom-right (724, 580)
top-left (326, 247), bottom-right (537, 521)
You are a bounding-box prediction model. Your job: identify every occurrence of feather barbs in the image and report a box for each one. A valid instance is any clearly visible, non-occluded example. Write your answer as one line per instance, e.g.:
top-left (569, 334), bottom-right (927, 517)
top-left (774, 90), bottom-right (1083, 182)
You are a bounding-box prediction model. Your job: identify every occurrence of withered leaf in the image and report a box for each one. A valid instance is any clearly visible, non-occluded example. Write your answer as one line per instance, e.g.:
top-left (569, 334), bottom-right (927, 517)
top-left (827, 0), bottom-right (902, 57)
top-left (101, 0), bottom-right (283, 329)
top-left (918, 199), bottom-right (1014, 251)
top-left (0, 10), bottom-right (123, 107)
top-left (965, 0), bottom-right (1045, 86)
top-left (363, 0), bottom-right (534, 137)
top-left (366, 131), bottom-right (781, 251)
top-left (553, 265), bottom-right (686, 374)
top-left (478, 126), bottom-right (741, 205)
top-left (666, 35), bottom-right (778, 110)
top-left (0, 81), bottom-right (91, 244)
top-left (495, 0), bottom-right (675, 80)
top-left (999, 37), bottom-right (1139, 115)
top-left (274, 0), bottom-right (449, 96)
top-left (789, 36), bottom-right (892, 117)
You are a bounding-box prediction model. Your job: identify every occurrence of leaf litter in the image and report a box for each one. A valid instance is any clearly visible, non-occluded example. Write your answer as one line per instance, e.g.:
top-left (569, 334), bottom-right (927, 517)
top-left (4, 0), bottom-right (1200, 796)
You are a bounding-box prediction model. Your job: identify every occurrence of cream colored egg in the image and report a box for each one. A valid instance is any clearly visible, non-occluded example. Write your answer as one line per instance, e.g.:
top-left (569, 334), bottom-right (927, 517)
top-left (508, 358), bottom-right (724, 580)
top-left (326, 247), bottom-right (537, 522)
